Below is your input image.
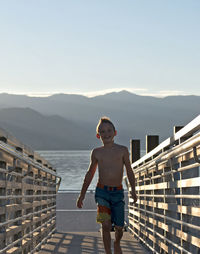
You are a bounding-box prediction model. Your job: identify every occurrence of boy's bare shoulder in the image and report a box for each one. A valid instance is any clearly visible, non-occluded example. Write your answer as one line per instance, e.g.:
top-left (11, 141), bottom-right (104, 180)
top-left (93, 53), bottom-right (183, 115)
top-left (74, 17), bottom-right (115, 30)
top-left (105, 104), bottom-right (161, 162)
top-left (91, 146), bottom-right (104, 154)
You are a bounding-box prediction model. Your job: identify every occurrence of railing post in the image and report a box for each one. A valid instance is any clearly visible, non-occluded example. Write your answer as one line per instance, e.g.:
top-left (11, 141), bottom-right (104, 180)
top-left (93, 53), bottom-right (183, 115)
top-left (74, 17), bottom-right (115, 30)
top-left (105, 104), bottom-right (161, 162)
top-left (130, 139), bottom-right (140, 163)
top-left (146, 135), bottom-right (159, 153)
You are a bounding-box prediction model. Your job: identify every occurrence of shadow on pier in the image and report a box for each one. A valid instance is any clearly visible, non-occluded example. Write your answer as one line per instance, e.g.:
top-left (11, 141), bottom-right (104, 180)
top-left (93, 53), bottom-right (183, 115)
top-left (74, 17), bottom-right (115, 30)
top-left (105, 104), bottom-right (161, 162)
top-left (37, 231), bottom-right (148, 254)
top-left (36, 192), bottom-right (149, 253)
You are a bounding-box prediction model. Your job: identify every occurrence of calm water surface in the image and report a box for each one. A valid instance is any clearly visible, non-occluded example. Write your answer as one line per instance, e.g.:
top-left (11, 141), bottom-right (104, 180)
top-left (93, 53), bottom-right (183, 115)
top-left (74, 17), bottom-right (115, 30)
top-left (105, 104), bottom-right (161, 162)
top-left (38, 150), bottom-right (96, 190)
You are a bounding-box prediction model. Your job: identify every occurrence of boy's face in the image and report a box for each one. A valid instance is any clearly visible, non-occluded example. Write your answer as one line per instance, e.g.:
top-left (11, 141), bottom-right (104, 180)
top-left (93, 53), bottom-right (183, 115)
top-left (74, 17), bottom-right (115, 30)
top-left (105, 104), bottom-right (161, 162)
top-left (97, 123), bottom-right (116, 144)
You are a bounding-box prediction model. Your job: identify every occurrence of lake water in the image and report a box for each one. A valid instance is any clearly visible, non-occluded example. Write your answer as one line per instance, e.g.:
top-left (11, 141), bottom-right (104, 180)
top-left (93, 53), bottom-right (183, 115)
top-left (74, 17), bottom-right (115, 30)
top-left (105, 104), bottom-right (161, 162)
top-left (37, 150), bottom-right (145, 191)
top-left (38, 150), bottom-right (92, 190)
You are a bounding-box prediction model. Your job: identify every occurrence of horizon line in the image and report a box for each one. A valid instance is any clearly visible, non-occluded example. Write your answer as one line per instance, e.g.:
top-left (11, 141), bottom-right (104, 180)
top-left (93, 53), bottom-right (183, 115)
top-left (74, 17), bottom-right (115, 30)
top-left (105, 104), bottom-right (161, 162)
top-left (0, 88), bottom-right (197, 98)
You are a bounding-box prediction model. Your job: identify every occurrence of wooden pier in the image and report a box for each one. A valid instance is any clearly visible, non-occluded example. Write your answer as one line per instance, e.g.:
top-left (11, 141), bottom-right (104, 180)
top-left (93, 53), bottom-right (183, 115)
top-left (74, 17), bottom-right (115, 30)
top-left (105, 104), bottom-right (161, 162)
top-left (0, 115), bottom-right (199, 253)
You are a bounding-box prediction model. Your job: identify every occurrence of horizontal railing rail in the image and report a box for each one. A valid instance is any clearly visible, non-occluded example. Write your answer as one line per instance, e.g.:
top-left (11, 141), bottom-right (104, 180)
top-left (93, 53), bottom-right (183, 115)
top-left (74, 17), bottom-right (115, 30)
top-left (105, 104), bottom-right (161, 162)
top-left (127, 115), bottom-right (200, 254)
top-left (0, 127), bottom-right (61, 253)
top-left (0, 141), bottom-right (59, 177)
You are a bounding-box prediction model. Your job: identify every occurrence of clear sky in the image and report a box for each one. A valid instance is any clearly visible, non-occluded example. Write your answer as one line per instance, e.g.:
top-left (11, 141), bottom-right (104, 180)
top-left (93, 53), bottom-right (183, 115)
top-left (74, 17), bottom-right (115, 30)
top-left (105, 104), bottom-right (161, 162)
top-left (0, 0), bottom-right (199, 97)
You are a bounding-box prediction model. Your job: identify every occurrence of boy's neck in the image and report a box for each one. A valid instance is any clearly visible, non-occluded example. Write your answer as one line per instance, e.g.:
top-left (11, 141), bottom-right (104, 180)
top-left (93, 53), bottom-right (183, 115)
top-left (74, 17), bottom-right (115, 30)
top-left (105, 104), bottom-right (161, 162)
top-left (103, 141), bottom-right (115, 148)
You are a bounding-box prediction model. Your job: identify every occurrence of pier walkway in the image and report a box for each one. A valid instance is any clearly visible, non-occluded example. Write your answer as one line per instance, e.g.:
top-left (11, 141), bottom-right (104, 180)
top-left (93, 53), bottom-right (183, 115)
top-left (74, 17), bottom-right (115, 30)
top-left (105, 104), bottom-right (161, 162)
top-left (37, 191), bottom-right (150, 253)
top-left (37, 231), bottom-right (148, 254)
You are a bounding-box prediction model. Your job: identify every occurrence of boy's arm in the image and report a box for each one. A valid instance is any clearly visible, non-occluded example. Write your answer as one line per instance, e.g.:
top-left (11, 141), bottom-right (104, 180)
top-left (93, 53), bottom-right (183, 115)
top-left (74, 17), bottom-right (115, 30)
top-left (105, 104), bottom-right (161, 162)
top-left (123, 147), bottom-right (137, 203)
top-left (76, 150), bottom-right (98, 208)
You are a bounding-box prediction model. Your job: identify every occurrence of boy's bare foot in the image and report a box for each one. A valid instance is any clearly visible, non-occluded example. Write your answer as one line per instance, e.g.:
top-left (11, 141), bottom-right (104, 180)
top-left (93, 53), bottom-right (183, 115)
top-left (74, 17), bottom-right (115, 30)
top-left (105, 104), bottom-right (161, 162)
top-left (114, 241), bottom-right (122, 254)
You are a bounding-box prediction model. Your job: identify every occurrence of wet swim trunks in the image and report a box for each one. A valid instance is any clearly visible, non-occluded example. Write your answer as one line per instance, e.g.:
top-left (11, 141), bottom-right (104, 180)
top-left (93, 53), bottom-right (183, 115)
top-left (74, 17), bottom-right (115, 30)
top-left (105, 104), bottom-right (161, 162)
top-left (95, 183), bottom-right (125, 227)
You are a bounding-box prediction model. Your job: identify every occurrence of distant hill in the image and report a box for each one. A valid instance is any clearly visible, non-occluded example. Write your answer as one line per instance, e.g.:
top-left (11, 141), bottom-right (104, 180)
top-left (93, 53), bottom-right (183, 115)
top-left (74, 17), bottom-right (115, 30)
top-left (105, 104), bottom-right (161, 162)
top-left (0, 91), bottom-right (199, 150)
top-left (0, 107), bottom-right (97, 150)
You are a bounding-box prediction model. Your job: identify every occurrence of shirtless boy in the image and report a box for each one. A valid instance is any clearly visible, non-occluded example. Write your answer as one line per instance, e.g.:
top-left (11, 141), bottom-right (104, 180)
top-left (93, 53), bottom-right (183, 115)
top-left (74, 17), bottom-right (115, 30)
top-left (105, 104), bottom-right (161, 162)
top-left (76, 117), bottom-right (137, 254)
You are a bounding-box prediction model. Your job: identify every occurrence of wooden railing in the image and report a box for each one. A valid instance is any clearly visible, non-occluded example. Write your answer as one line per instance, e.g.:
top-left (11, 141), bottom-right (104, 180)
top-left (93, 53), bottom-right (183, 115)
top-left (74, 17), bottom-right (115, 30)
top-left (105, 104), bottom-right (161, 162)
top-left (127, 115), bottom-right (200, 254)
top-left (0, 127), bottom-right (61, 253)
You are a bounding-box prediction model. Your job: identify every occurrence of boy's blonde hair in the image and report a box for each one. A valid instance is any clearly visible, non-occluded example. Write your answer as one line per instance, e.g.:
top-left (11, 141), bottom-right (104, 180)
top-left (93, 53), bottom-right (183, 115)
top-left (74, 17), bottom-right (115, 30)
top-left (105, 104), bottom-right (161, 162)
top-left (96, 117), bottom-right (116, 133)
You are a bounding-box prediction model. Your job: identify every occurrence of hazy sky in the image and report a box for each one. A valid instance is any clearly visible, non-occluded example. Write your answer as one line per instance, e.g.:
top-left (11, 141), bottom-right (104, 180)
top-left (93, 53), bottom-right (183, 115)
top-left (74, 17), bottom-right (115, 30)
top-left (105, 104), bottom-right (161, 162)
top-left (0, 1), bottom-right (199, 97)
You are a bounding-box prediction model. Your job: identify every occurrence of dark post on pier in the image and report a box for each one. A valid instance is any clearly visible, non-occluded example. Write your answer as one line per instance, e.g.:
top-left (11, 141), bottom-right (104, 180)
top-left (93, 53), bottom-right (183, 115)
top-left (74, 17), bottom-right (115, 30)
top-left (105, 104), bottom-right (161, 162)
top-left (146, 135), bottom-right (159, 153)
top-left (130, 139), bottom-right (140, 163)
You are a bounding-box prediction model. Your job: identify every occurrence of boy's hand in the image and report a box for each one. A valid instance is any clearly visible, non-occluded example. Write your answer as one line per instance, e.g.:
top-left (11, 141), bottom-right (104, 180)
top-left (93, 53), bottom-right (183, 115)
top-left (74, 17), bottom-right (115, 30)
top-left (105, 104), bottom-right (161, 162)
top-left (76, 195), bottom-right (84, 208)
top-left (130, 190), bottom-right (137, 203)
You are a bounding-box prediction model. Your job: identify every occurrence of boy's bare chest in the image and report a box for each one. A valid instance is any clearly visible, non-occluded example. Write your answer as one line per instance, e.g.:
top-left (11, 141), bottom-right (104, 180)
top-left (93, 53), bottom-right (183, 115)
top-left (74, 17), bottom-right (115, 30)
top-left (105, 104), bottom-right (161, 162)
top-left (97, 150), bottom-right (123, 164)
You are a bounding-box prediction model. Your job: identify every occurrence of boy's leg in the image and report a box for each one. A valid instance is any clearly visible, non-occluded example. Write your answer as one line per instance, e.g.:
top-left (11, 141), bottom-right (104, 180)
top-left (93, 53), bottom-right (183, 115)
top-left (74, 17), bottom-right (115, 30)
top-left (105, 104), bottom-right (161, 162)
top-left (114, 226), bottom-right (123, 254)
top-left (110, 190), bottom-right (124, 254)
top-left (101, 220), bottom-right (112, 254)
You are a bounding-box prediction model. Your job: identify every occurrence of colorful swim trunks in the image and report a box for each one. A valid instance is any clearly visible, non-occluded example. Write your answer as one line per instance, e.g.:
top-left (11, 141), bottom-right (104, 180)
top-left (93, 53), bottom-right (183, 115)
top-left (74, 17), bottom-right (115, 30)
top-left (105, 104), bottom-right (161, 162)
top-left (95, 183), bottom-right (125, 227)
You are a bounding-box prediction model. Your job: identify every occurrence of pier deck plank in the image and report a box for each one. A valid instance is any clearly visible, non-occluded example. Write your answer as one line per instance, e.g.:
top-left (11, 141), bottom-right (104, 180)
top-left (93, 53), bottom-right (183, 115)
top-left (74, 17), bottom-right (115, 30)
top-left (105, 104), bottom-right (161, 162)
top-left (37, 231), bottom-right (149, 254)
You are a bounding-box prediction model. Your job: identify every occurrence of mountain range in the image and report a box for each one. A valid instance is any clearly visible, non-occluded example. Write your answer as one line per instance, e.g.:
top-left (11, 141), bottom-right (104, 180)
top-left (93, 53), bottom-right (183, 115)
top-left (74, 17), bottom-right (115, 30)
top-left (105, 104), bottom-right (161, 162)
top-left (0, 91), bottom-right (199, 150)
